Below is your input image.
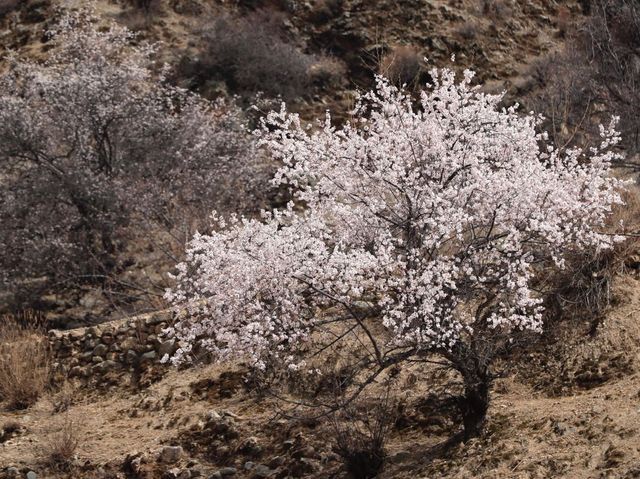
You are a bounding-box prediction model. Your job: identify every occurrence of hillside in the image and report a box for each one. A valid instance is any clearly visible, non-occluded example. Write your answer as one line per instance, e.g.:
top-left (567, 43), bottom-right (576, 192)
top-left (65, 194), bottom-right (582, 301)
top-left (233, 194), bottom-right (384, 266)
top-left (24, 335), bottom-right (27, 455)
top-left (2, 273), bottom-right (640, 478)
top-left (2, 1), bottom-right (640, 478)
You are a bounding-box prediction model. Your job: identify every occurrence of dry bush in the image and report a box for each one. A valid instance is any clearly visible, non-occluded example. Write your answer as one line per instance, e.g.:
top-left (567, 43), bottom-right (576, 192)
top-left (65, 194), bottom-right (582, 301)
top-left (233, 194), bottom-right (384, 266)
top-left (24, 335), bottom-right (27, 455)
top-left (549, 186), bottom-right (640, 331)
top-left (481, 0), bottom-right (512, 21)
top-left (0, 12), bottom-right (272, 320)
top-left (378, 45), bottom-right (424, 89)
top-left (50, 380), bottom-right (76, 414)
top-left (0, 314), bottom-right (51, 410)
top-left (526, 48), bottom-right (594, 148)
top-left (556, 6), bottom-right (573, 38)
top-left (125, 0), bottom-right (161, 15)
top-left (455, 20), bottom-right (480, 41)
top-left (330, 384), bottom-right (397, 479)
top-left (187, 11), bottom-right (322, 100)
top-left (581, 0), bottom-right (640, 157)
top-left (0, 0), bottom-right (19, 17)
top-left (43, 413), bottom-right (79, 471)
top-left (530, 0), bottom-right (640, 161)
top-left (309, 56), bottom-right (347, 90)
top-left (308, 0), bottom-right (342, 24)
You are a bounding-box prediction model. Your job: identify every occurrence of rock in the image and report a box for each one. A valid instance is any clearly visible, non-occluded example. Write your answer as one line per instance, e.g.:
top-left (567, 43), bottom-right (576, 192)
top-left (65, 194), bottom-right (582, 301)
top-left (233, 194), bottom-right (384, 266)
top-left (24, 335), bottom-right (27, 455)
top-left (68, 366), bottom-right (88, 378)
top-left (163, 468), bottom-right (182, 479)
top-left (27, 472), bottom-right (38, 479)
top-left (553, 421), bottom-right (577, 436)
top-left (205, 410), bottom-right (222, 421)
top-left (126, 350), bottom-right (139, 364)
top-left (146, 311), bottom-right (170, 326)
top-left (268, 456), bottom-right (285, 468)
top-left (68, 328), bottom-right (85, 339)
top-left (5, 467), bottom-right (19, 478)
top-left (243, 461), bottom-right (255, 470)
top-left (141, 351), bottom-right (157, 362)
top-left (158, 339), bottom-right (178, 358)
top-left (292, 445), bottom-right (315, 459)
top-left (178, 470), bottom-right (191, 479)
top-left (91, 360), bottom-right (119, 374)
top-left (159, 445), bottom-right (183, 464)
top-left (252, 464), bottom-right (273, 478)
top-left (221, 410), bottom-right (239, 419)
top-left (124, 452), bottom-right (145, 474)
top-left (218, 468), bottom-right (237, 477)
top-left (388, 450), bottom-right (411, 464)
top-left (208, 474), bottom-right (223, 479)
top-left (298, 458), bottom-right (320, 474)
top-left (93, 344), bottom-right (108, 357)
top-left (240, 436), bottom-right (262, 455)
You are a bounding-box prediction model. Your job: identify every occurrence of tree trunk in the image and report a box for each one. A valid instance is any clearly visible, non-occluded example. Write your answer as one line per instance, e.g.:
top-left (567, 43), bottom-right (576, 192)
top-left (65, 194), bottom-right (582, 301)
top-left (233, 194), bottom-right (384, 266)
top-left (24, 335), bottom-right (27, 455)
top-left (460, 367), bottom-right (491, 440)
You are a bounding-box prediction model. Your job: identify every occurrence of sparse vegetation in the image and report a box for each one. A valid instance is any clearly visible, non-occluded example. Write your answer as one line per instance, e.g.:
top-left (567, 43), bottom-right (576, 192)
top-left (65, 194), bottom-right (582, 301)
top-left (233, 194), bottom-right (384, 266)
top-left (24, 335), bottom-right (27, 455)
top-left (0, 314), bottom-right (51, 410)
top-left (180, 11), bottom-right (331, 100)
top-left (331, 387), bottom-right (396, 479)
top-left (528, 0), bottom-right (640, 164)
top-left (0, 9), bottom-right (270, 315)
top-left (43, 413), bottom-right (79, 472)
top-left (378, 45), bottom-right (424, 88)
top-left (0, 0), bottom-right (18, 17)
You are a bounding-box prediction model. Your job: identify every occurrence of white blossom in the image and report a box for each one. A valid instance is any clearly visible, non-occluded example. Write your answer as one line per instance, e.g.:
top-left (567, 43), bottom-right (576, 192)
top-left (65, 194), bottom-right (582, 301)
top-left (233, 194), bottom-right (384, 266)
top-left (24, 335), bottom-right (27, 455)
top-left (167, 69), bottom-right (625, 368)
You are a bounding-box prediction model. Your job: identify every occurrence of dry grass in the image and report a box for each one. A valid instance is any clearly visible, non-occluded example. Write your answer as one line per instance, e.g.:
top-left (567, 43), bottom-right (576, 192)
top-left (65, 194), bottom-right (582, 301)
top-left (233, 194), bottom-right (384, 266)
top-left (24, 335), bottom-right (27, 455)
top-left (378, 45), bottom-right (424, 89)
top-left (331, 385), bottom-right (397, 479)
top-left (0, 312), bottom-right (51, 410)
top-left (43, 413), bottom-right (79, 471)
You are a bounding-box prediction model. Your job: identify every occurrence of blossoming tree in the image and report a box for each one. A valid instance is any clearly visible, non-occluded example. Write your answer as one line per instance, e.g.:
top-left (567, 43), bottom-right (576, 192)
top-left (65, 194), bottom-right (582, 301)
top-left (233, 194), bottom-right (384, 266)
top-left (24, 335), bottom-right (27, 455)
top-left (0, 9), bottom-right (264, 300)
top-left (167, 69), bottom-right (625, 438)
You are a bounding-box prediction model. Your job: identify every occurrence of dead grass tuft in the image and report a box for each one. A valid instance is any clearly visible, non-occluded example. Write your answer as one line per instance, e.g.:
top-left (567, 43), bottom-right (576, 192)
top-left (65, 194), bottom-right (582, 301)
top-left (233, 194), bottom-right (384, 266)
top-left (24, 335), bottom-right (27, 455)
top-left (379, 45), bottom-right (424, 89)
top-left (0, 312), bottom-right (51, 410)
top-left (43, 413), bottom-right (80, 471)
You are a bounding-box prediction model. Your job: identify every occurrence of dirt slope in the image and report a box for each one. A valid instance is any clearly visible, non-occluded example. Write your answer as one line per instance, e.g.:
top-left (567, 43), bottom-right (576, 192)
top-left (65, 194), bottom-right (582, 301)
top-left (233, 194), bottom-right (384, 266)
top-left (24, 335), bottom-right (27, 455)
top-left (2, 274), bottom-right (640, 478)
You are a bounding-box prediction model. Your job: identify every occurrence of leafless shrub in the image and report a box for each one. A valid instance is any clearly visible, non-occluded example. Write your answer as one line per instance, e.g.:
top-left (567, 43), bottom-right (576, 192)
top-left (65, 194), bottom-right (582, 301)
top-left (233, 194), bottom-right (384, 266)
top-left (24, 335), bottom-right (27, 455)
top-left (556, 6), bottom-right (573, 38)
top-left (43, 413), bottom-right (79, 472)
top-left (0, 314), bottom-right (51, 410)
top-left (331, 386), bottom-right (396, 479)
top-left (379, 45), bottom-right (424, 89)
top-left (50, 380), bottom-right (76, 414)
top-left (309, 56), bottom-right (347, 90)
top-left (581, 0), bottom-right (640, 156)
top-left (0, 0), bottom-right (19, 17)
top-left (549, 188), bottom-right (640, 331)
top-left (308, 0), bottom-right (342, 24)
top-left (0, 13), bottom-right (272, 319)
top-left (455, 21), bottom-right (480, 41)
top-left (126, 0), bottom-right (161, 15)
top-left (481, 0), bottom-right (512, 21)
top-left (526, 48), bottom-right (594, 148)
top-left (530, 0), bottom-right (640, 162)
top-left (185, 11), bottom-right (322, 100)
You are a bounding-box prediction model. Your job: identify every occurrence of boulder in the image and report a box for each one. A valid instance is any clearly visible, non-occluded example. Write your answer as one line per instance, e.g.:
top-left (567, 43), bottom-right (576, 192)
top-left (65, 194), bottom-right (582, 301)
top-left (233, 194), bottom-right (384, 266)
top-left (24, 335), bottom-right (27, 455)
top-left (159, 445), bottom-right (183, 464)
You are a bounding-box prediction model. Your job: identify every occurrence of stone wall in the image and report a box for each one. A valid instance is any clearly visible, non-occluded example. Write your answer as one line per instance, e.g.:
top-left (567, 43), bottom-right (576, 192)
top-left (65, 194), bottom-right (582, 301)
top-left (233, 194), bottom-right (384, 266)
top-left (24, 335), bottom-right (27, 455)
top-left (48, 310), bottom-right (177, 383)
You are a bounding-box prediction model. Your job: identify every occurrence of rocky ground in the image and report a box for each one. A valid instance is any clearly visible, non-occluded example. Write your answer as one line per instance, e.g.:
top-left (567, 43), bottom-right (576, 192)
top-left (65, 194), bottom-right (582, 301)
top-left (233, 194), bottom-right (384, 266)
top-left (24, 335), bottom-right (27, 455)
top-left (2, 274), bottom-right (640, 478)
